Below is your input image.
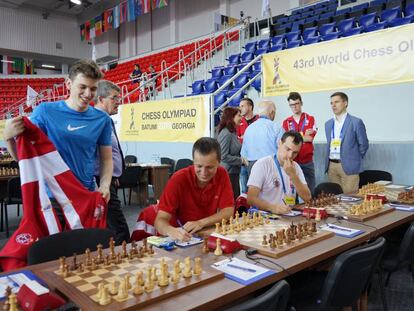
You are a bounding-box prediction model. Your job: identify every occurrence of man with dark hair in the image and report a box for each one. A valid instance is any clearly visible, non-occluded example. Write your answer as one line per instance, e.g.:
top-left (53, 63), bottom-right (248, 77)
top-left (247, 131), bottom-right (311, 214)
top-left (237, 97), bottom-right (259, 193)
top-left (94, 80), bottom-right (130, 245)
top-left (4, 59), bottom-right (113, 202)
top-left (154, 137), bottom-right (234, 241)
top-left (282, 91), bottom-right (317, 193)
top-left (325, 92), bottom-right (369, 193)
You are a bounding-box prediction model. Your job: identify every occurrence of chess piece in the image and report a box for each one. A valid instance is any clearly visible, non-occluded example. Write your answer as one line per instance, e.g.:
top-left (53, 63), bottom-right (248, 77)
top-left (143, 238), bottom-right (148, 253)
top-left (59, 256), bottom-right (66, 274)
top-left (136, 271), bottom-right (144, 286)
top-left (133, 273), bottom-right (144, 295)
top-left (63, 264), bottom-right (70, 278)
top-left (215, 222), bottom-right (220, 233)
top-left (3, 286), bottom-right (11, 310)
top-left (182, 257), bottom-right (193, 278)
top-left (116, 253), bottom-right (122, 264)
top-left (174, 259), bottom-right (182, 274)
top-left (8, 293), bottom-right (18, 311)
top-left (71, 253), bottom-right (78, 271)
top-left (315, 209), bottom-right (321, 222)
top-left (262, 235), bottom-right (268, 246)
top-left (110, 238), bottom-right (116, 259)
top-left (77, 263), bottom-right (84, 273)
top-left (202, 237), bottom-right (209, 253)
top-left (99, 286), bottom-right (111, 305)
top-left (171, 260), bottom-right (181, 284)
top-left (116, 280), bottom-right (128, 300)
top-left (104, 255), bottom-right (111, 266)
top-left (221, 220), bottom-right (227, 235)
top-left (151, 267), bottom-right (158, 282)
top-left (145, 266), bottom-right (155, 293)
top-left (158, 260), bottom-right (169, 287)
top-left (97, 244), bottom-right (103, 263)
top-left (193, 257), bottom-right (202, 276)
top-left (125, 274), bottom-right (132, 289)
top-left (148, 244), bottom-right (154, 255)
top-left (96, 282), bottom-right (105, 300)
top-left (214, 238), bottom-right (223, 256)
top-left (85, 248), bottom-right (92, 266)
top-left (109, 280), bottom-right (118, 295)
top-left (122, 241), bottom-right (127, 258)
top-left (229, 222), bottom-right (235, 234)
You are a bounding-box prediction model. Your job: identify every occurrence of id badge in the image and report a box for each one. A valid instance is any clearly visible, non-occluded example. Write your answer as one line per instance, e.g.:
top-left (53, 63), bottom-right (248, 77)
top-left (284, 196), bottom-right (295, 206)
top-left (331, 138), bottom-right (341, 148)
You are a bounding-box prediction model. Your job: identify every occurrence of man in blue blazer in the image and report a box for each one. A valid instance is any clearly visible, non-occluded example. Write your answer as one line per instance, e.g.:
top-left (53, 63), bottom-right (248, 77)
top-left (324, 92), bottom-right (369, 194)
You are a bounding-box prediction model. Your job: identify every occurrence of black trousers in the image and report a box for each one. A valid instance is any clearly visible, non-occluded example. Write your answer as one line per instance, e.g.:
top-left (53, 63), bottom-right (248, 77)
top-left (96, 176), bottom-right (131, 245)
top-left (229, 173), bottom-right (240, 200)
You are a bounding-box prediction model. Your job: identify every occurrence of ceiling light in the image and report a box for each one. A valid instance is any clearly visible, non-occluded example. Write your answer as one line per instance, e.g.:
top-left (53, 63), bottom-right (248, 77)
top-left (42, 64), bottom-right (55, 69)
top-left (70, 0), bottom-right (82, 5)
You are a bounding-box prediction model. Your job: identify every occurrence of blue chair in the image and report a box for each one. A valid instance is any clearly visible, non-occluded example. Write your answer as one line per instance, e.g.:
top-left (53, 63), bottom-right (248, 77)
top-left (258, 39), bottom-right (270, 49)
top-left (271, 35), bottom-right (285, 46)
top-left (305, 16), bottom-right (320, 23)
top-left (342, 27), bottom-right (362, 37)
top-left (218, 76), bottom-right (233, 91)
top-left (233, 74), bottom-right (249, 89)
top-left (370, 0), bottom-right (386, 7)
top-left (214, 92), bottom-right (227, 109)
top-left (241, 52), bottom-right (254, 63)
top-left (285, 30), bottom-right (301, 43)
top-left (364, 20), bottom-right (387, 32)
top-left (255, 48), bottom-right (269, 56)
top-left (320, 12), bottom-right (335, 19)
top-left (359, 13), bottom-right (378, 29)
top-left (336, 7), bottom-right (352, 15)
top-left (252, 78), bottom-right (261, 93)
top-left (244, 41), bottom-right (257, 53)
top-left (406, 3), bottom-right (414, 17)
top-left (286, 39), bottom-right (302, 49)
top-left (388, 16), bottom-right (412, 27)
top-left (321, 32), bottom-right (341, 41)
top-left (380, 7), bottom-right (401, 25)
top-left (291, 21), bottom-right (305, 31)
top-left (210, 67), bottom-right (223, 79)
top-left (203, 79), bottom-right (218, 93)
top-left (338, 17), bottom-right (356, 32)
top-left (189, 80), bottom-right (204, 95)
top-left (227, 54), bottom-right (240, 65)
top-left (269, 44), bottom-right (284, 52)
top-left (319, 22), bottom-right (337, 36)
top-left (303, 35), bottom-right (320, 45)
top-left (223, 66), bottom-right (237, 76)
top-left (302, 26), bottom-right (318, 40)
top-left (226, 89), bottom-right (245, 107)
top-left (253, 62), bottom-right (261, 72)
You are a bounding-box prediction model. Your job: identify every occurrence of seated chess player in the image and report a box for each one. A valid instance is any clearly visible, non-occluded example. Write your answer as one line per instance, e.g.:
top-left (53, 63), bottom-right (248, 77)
top-left (247, 131), bottom-right (311, 214)
top-left (154, 137), bottom-right (234, 241)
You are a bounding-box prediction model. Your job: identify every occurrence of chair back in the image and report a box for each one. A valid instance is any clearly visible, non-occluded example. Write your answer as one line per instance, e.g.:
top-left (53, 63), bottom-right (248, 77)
top-left (398, 223), bottom-right (414, 262)
top-left (124, 155), bottom-right (138, 164)
top-left (313, 182), bottom-right (343, 197)
top-left (118, 166), bottom-right (142, 188)
top-left (359, 170), bottom-right (392, 188)
top-left (175, 159), bottom-right (193, 172)
top-left (160, 157), bottom-right (175, 176)
top-left (225, 280), bottom-right (290, 311)
top-left (5, 176), bottom-right (22, 204)
top-left (319, 237), bottom-right (386, 310)
top-left (27, 228), bottom-right (114, 265)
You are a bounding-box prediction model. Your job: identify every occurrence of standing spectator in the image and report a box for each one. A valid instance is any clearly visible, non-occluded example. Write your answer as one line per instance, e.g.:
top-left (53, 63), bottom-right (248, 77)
top-left (282, 92), bottom-right (317, 194)
top-left (217, 107), bottom-right (248, 199)
top-left (130, 64), bottom-right (142, 84)
top-left (325, 92), bottom-right (369, 194)
top-left (236, 98), bottom-right (259, 193)
top-left (241, 100), bottom-right (285, 175)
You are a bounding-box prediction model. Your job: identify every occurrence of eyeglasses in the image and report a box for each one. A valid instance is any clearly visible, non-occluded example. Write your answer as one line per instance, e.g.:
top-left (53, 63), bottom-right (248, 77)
top-left (108, 96), bottom-right (121, 103)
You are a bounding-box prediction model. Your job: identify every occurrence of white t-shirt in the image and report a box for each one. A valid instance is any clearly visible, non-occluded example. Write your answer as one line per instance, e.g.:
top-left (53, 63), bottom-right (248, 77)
top-left (247, 155), bottom-right (306, 205)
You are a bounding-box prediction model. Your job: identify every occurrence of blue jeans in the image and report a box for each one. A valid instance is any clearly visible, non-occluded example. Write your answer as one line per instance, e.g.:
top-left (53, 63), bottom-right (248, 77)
top-left (239, 166), bottom-right (249, 194)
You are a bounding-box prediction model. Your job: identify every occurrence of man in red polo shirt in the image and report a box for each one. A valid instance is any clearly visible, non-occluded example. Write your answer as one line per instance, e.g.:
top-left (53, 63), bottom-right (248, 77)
top-left (154, 137), bottom-right (235, 241)
top-left (282, 92), bottom-right (317, 194)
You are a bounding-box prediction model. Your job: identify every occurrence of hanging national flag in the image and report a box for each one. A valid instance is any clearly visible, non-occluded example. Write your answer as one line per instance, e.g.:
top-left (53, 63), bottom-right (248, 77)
top-left (113, 5), bottom-right (120, 29)
top-left (95, 15), bottom-right (103, 36)
top-left (261, 0), bottom-right (270, 17)
top-left (80, 24), bottom-right (86, 41)
top-left (89, 18), bottom-right (96, 39)
top-left (103, 8), bottom-right (114, 32)
top-left (26, 86), bottom-right (39, 107)
top-left (135, 0), bottom-right (143, 16)
top-left (151, 0), bottom-right (156, 10)
top-left (142, 0), bottom-right (150, 13)
top-left (120, 1), bottom-right (128, 23)
top-left (158, 0), bottom-right (168, 8)
top-left (127, 0), bottom-right (136, 21)
top-left (85, 20), bottom-right (91, 41)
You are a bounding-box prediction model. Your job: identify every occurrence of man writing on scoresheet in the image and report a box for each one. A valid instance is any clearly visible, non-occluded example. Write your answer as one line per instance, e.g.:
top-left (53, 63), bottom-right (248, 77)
top-left (154, 137), bottom-right (235, 241)
top-left (247, 131), bottom-right (312, 214)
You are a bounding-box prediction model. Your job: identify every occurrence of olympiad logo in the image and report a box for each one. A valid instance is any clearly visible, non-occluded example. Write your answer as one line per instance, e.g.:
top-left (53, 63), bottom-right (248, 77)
top-left (15, 233), bottom-right (34, 245)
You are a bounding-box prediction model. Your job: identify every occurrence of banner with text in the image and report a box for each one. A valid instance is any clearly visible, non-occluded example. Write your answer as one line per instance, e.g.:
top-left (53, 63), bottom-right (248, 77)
top-left (119, 95), bottom-right (210, 142)
top-left (263, 24), bottom-right (414, 96)
top-left (0, 120), bottom-right (5, 139)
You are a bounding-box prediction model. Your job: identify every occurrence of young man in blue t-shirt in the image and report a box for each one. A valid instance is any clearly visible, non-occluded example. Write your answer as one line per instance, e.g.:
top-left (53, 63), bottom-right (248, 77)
top-left (4, 59), bottom-right (113, 201)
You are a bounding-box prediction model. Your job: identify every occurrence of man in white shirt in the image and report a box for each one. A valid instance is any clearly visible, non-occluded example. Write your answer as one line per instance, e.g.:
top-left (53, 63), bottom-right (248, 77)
top-left (246, 131), bottom-right (312, 214)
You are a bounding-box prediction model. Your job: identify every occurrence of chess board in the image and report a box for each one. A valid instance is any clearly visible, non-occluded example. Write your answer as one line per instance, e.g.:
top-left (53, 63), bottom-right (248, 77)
top-left (219, 220), bottom-right (334, 259)
top-left (374, 189), bottom-right (414, 204)
top-left (37, 247), bottom-right (223, 310)
top-left (322, 201), bottom-right (395, 222)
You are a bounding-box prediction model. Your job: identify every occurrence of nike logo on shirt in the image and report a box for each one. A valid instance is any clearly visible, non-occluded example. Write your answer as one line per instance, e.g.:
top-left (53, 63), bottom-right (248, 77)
top-left (67, 124), bottom-right (87, 131)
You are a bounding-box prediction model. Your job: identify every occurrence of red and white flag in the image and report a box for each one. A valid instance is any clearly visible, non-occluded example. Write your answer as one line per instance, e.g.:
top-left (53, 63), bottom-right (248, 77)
top-left (0, 117), bottom-right (107, 271)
